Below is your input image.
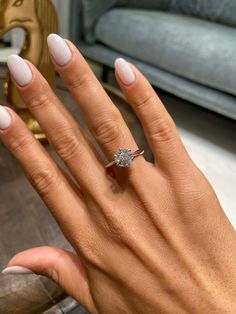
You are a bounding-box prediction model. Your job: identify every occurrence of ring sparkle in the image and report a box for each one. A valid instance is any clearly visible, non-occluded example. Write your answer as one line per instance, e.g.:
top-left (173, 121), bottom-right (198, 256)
top-left (105, 148), bottom-right (144, 168)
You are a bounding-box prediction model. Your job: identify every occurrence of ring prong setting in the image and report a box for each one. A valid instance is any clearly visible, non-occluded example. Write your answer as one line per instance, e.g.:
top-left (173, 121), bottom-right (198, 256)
top-left (114, 148), bottom-right (134, 168)
top-left (105, 148), bottom-right (144, 168)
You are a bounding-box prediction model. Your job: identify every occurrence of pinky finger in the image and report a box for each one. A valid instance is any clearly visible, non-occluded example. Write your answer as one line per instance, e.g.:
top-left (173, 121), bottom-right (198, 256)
top-left (115, 59), bottom-right (192, 173)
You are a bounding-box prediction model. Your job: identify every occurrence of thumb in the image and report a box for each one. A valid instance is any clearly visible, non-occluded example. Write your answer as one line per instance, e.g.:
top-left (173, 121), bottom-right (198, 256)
top-left (1, 246), bottom-right (94, 312)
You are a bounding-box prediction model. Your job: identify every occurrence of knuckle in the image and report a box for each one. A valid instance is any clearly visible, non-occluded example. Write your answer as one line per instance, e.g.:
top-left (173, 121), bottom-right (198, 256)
top-left (101, 207), bottom-right (129, 243)
top-left (8, 134), bottom-right (35, 155)
top-left (29, 166), bottom-right (59, 198)
top-left (50, 248), bottom-right (68, 283)
top-left (79, 238), bottom-right (104, 268)
top-left (108, 220), bottom-right (128, 243)
top-left (132, 91), bottom-right (178, 145)
top-left (28, 92), bottom-right (51, 111)
top-left (50, 267), bottom-right (60, 285)
top-left (179, 171), bottom-right (212, 201)
top-left (92, 114), bottom-right (122, 146)
top-left (66, 73), bottom-right (91, 91)
top-left (53, 128), bottom-right (81, 162)
top-left (133, 92), bottom-right (154, 111)
top-left (148, 116), bottom-right (175, 145)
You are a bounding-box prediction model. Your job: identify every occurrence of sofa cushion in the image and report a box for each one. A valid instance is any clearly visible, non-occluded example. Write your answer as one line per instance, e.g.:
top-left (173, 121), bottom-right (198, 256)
top-left (170, 0), bottom-right (236, 28)
top-left (95, 9), bottom-right (236, 96)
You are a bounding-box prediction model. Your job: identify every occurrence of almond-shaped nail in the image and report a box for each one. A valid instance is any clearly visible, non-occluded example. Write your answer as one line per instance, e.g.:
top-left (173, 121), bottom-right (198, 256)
top-left (47, 33), bottom-right (72, 66)
top-left (7, 55), bottom-right (32, 87)
top-left (115, 58), bottom-right (136, 85)
top-left (0, 105), bottom-right (12, 130)
top-left (1, 266), bottom-right (34, 275)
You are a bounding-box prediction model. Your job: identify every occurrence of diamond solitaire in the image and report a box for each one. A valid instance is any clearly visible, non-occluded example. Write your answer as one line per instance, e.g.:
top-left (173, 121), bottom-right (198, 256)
top-left (105, 148), bottom-right (144, 168)
top-left (114, 148), bottom-right (133, 167)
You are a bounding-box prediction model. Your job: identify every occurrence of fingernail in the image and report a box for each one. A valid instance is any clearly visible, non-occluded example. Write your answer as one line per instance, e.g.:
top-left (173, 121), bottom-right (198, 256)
top-left (7, 55), bottom-right (33, 87)
top-left (115, 58), bottom-right (136, 85)
top-left (1, 266), bottom-right (34, 275)
top-left (47, 33), bottom-right (72, 66)
top-left (0, 106), bottom-right (12, 130)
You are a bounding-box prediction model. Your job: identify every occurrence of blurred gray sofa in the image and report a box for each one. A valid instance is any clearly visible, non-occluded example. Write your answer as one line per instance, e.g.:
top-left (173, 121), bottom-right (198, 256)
top-left (70, 0), bottom-right (236, 120)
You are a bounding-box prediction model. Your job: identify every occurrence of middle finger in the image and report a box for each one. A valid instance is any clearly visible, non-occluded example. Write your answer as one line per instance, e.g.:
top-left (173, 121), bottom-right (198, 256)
top-left (47, 34), bottom-right (141, 163)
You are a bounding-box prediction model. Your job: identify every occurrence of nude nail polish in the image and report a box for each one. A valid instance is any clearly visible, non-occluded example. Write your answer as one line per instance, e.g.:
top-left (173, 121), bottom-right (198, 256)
top-left (115, 58), bottom-right (136, 85)
top-left (0, 105), bottom-right (11, 130)
top-left (1, 266), bottom-right (34, 275)
top-left (7, 55), bottom-right (33, 87)
top-left (47, 33), bottom-right (72, 66)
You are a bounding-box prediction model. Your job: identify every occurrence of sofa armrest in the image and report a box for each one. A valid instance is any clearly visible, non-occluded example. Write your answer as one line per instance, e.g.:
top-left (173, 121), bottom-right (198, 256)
top-left (82, 0), bottom-right (117, 43)
top-left (77, 0), bottom-right (170, 44)
top-left (120, 0), bottom-right (169, 10)
top-left (69, 0), bottom-right (83, 44)
top-left (69, 0), bottom-right (117, 44)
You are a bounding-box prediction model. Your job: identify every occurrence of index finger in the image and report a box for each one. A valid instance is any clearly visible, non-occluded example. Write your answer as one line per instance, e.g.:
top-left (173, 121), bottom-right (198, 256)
top-left (0, 106), bottom-right (89, 243)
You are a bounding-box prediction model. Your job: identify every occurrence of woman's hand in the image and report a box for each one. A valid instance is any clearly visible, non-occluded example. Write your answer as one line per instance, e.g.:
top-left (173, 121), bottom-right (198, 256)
top-left (0, 34), bottom-right (236, 314)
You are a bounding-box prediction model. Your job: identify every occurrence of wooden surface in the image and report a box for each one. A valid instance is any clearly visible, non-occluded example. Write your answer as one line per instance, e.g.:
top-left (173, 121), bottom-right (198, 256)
top-left (0, 65), bottom-right (151, 314)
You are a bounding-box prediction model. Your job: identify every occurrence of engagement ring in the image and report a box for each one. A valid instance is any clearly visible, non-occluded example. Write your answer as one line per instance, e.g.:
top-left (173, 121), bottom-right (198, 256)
top-left (105, 148), bottom-right (144, 168)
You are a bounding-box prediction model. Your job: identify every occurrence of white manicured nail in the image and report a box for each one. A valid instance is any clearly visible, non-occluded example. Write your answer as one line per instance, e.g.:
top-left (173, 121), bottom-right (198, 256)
top-left (0, 106), bottom-right (11, 130)
top-left (115, 58), bottom-right (136, 85)
top-left (1, 266), bottom-right (34, 275)
top-left (7, 55), bottom-right (32, 87)
top-left (47, 33), bottom-right (72, 66)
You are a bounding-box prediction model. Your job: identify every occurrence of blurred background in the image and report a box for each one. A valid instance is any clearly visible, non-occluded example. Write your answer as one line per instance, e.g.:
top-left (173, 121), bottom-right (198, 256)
top-left (0, 0), bottom-right (235, 313)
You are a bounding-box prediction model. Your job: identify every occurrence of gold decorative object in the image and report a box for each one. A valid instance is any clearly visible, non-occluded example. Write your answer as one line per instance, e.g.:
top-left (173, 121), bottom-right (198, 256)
top-left (0, 0), bottom-right (58, 140)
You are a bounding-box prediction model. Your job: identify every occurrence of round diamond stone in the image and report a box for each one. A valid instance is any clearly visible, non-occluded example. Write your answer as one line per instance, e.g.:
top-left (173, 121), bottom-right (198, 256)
top-left (114, 149), bottom-right (134, 167)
